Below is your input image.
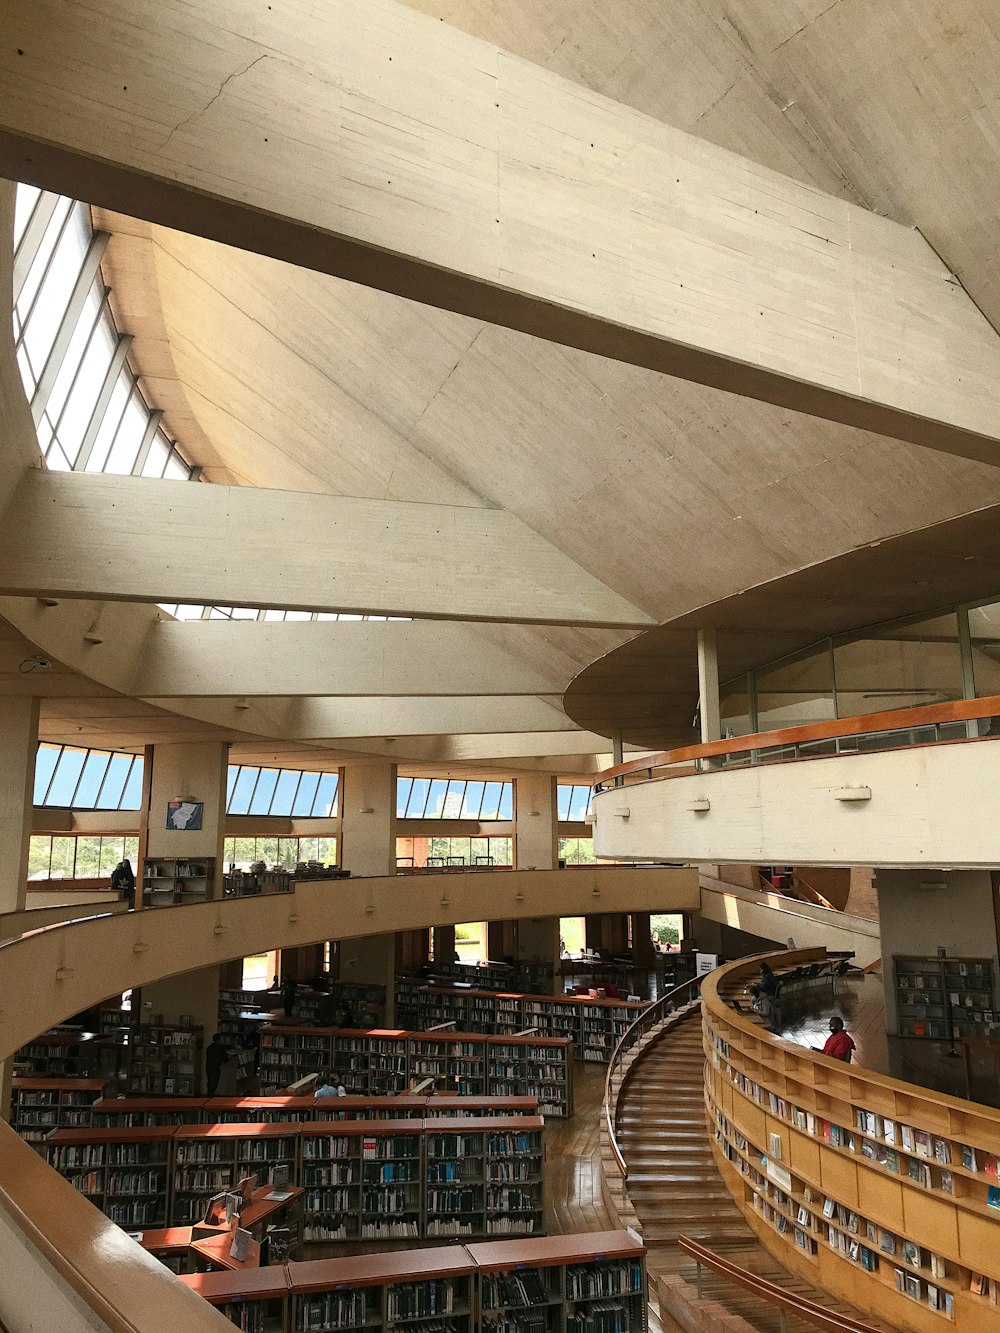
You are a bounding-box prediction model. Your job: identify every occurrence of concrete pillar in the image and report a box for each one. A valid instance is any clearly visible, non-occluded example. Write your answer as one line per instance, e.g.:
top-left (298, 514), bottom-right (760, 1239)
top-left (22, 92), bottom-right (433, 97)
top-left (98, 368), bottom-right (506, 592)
top-left (697, 628), bottom-right (722, 744)
top-left (339, 760), bottom-right (398, 1022)
top-left (434, 924), bottom-right (456, 967)
top-left (145, 740), bottom-right (229, 899)
top-left (515, 773), bottom-right (557, 870)
top-left (340, 759), bottom-right (396, 877)
top-left (0, 696), bottom-right (38, 915)
top-left (140, 963), bottom-right (223, 1094)
top-left (612, 728), bottom-right (624, 788)
top-left (631, 912), bottom-right (656, 967)
top-left (516, 917), bottom-right (561, 994)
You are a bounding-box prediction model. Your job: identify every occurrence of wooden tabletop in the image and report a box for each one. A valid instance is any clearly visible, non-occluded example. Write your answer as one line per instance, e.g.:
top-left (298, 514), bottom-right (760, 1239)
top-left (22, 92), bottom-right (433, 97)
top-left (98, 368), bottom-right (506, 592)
top-left (178, 1266), bottom-right (290, 1300)
top-left (467, 1230), bottom-right (645, 1270)
top-left (46, 1125), bottom-right (178, 1144)
top-left (191, 1232), bottom-right (261, 1272)
top-left (286, 1245), bottom-right (475, 1292)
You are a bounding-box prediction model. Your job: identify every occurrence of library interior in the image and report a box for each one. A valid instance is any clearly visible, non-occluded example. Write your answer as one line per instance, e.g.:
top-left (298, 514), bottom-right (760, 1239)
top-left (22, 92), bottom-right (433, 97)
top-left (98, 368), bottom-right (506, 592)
top-left (5, 3), bottom-right (1000, 1332)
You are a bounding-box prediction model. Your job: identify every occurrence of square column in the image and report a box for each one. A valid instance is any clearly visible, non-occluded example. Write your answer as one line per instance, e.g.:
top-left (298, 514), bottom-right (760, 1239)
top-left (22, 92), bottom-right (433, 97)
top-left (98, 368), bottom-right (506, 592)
top-left (0, 696), bottom-right (38, 915)
top-left (340, 761), bottom-right (398, 1022)
top-left (145, 740), bottom-right (229, 899)
top-left (515, 774), bottom-right (557, 870)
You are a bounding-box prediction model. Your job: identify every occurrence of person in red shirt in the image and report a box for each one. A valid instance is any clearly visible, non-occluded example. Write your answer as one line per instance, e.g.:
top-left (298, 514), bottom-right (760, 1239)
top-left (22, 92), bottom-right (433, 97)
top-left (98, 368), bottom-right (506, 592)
top-left (814, 1016), bottom-right (855, 1062)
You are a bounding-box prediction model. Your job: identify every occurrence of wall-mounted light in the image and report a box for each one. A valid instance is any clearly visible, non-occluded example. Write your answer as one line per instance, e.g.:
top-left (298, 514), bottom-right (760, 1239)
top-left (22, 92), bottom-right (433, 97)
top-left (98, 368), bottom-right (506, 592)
top-left (514, 890), bottom-right (525, 903)
top-left (919, 879), bottom-right (947, 891)
top-left (38, 597), bottom-right (59, 607)
top-left (55, 966), bottom-right (74, 980)
top-left (359, 806), bottom-right (375, 815)
top-left (287, 911), bottom-right (300, 924)
top-left (83, 624), bottom-right (103, 645)
top-left (833, 786), bottom-right (871, 802)
top-left (687, 799), bottom-right (711, 813)
top-left (213, 924), bottom-right (226, 936)
top-left (132, 942), bottom-right (148, 955)
top-left (234, 697), bottom-right (251, 710)
top-left (364, 903), bottom-right (376, 915)
top-left (440, 893), bottom-right (450, 908)
top-left (612, 806), bottom-right (630, 819)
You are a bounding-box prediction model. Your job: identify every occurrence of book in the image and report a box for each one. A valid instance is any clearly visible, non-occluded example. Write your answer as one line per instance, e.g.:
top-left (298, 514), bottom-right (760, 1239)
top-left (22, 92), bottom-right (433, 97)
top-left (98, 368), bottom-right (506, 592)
top-left (987, 1184), bottom-right (1000, 1210)
top-left (963, 1144), bottom-right (978, 1171)
top-left (900, 1125), bottom-right (915, 1151)
top-left (940, 1170), bottom-right (954, 1195)
top-left (932, 1137), bottom-right (950, 1164)
top-left (894, 1268), bottom-right (905, 1292)
top-left (883, 1118), bottom-right (896, 1145)
top-left (902, 1240), bottom-right (921, 1268)
top-left (930, 1253), bottom-right (946, 1279)
top-left (879, 1229), bottom-right (896, 1255)
top-left (971, 1273), bottom-right (986, 1296)
top-left (822, 1197), bottom-right (835, 1218)
top-left (905, 1274), bottom-right (921, 1301)
top-left (914, 1130), bottom-right (932, 1159)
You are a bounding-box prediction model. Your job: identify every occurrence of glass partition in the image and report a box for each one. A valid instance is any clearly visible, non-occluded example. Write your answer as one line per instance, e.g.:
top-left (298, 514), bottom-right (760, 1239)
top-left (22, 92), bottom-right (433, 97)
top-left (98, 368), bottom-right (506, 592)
top-left (833, 610), bottom-right (962, 717)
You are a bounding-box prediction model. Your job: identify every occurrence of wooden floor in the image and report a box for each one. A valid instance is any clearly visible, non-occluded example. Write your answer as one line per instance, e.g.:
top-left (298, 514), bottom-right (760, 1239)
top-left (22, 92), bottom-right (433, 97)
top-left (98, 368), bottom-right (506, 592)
top-left (615, 1008), bottom-right (892, 1332)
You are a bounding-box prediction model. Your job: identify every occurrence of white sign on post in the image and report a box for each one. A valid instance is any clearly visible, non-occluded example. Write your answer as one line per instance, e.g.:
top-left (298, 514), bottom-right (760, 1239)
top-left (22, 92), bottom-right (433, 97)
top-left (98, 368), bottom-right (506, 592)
top-left (696, 952), bottom-right (718, 976)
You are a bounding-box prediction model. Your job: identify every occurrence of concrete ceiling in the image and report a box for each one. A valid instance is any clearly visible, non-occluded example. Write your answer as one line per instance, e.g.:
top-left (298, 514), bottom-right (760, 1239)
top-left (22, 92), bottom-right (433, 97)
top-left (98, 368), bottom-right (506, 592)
top-left (50, 1), bottom-right (1000, 757)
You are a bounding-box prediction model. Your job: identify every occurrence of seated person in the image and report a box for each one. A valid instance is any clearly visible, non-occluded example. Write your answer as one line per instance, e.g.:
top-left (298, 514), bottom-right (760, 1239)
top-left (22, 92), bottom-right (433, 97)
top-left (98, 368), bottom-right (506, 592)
top-left (315, 1071), bottom-right (347, 1098)
top-left (758, 962), bottom-right (779, 997)
top-left (813, 1016), bottom-right (855, 1062)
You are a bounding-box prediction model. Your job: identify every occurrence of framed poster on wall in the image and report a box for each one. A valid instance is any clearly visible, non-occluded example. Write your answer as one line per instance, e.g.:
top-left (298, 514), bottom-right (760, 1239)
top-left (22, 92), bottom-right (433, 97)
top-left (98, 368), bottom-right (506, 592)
top-left (166, 800), bottom-right (204, 831)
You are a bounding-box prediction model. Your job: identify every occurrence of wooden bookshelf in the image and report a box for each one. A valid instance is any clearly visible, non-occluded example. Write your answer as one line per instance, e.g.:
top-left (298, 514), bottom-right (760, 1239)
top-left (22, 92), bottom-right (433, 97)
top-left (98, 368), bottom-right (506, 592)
top-left (142, 856), bottom-right (216, 906)
top-left (93, 1096), bottom-right (208, 1128)
top-left (704, 955), bottom-right (1000, 1331)
top-left (10, 1076), bottom-right (105, 1144)
top-left (258, 1026), bottom-right (574, 1117)
top-left (396, 984), bottom-right (646, 1062)
top-left (46, 1125), bottom-right (174, 1228)
top-left (894, 956), bottom-right (997, 1042)
top-left (130, 1022), bottom-right (203, 1096)
top-left (174, 1233), bottom-right (647, 1333)
top-left (173, 1125), bottom-right (299, 1225)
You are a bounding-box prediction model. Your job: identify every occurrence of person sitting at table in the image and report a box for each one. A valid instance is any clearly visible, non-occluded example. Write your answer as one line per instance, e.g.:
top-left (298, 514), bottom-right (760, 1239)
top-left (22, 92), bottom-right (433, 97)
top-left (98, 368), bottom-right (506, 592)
top-left (813, 1016), bottom-right (856, 1063)
top-left (315, 1071), bottom-right (347, 1097)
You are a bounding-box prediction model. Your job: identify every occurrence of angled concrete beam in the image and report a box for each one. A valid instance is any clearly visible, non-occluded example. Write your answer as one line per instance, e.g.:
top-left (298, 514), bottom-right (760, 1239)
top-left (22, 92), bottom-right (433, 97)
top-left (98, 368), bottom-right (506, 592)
top-left (132, 621), bottom-right (564, 697)
top-left (262, 695), bottom-right (577, 738)
top-left (2, 1), bottom-right (1000, 460)
top-left (0, 471), bottom-right (650, 627)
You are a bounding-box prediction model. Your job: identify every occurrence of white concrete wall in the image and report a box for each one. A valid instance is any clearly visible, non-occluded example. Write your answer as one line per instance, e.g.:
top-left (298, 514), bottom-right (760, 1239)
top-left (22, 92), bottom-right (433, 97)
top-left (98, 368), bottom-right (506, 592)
top-left (595, 739), bottom-right (1000, 868)
top-left (876, 869), bottom-right (1000, 1034)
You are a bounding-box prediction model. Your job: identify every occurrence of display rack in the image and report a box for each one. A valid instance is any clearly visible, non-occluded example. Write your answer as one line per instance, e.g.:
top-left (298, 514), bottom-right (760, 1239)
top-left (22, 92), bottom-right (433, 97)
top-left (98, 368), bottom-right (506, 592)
top-left (894, 955), bottom-right (996, 1041)
top-left (10, 1077), bottom-right (106, 1144)
top-left (142, 856), bottom-right (216, 906)
top-left (258, 1026), bottom-right (573, 1116)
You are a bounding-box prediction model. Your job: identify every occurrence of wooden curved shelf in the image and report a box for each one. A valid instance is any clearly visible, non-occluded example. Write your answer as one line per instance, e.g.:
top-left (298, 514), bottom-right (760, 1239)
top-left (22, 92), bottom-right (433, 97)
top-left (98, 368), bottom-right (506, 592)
top-left (702, 951), bottom-right (1000, 1332)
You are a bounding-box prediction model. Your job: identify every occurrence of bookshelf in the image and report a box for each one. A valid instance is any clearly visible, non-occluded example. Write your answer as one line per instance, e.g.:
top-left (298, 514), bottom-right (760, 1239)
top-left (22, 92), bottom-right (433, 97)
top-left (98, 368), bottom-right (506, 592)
top-left (894, 956), bottom-right (997, 1041)
top-left (704, 955), bottom-right (1000, 1331)
top-left (142, 856), bottom-right (216, 907)
top-left (259, 1026), bottom-right (573, 1117)
top-left (396, 984), bottom-right (646, 1062)
top-left (176, 1234), bottom-right (645, 1333)
top-left (45, 1126), bottom-right (173, 1228)
top-left (10, 1077), bottom-right (105, 1144)
top-left (173, 1126), bottom-right (299, 1225)
top-left (130, 1022), bottom-right (203, 1096)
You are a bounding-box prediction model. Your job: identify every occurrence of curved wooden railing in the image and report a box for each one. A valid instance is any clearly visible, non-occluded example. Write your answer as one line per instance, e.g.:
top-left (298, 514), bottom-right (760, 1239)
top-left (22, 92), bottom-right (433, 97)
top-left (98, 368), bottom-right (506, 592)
top-left (603, 976), bottom-right (702, 1179)
top-left (675, 1237), bottom-right (881, 1333)
top-left (594, 693), bottom-right (1000, 790)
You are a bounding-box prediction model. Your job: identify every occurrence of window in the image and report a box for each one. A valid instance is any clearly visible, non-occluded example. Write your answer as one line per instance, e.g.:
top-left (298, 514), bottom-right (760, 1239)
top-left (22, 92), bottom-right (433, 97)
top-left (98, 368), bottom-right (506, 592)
top-left (558, 836), bottom-right (596, 866)
top-left (12, 186), bottom-right (194, 481)
top-left (157, 603), bottom-right (411, 622)
top-left (557, 784), bottom-right (592, 821)
top-left (454, 921), bottom-right (487, 963)
top-left (33, 744), bottom-right (143, 809)
top-left (396, 778), bottom-right (513, 820)
top-left (559, 917), bottom-right (586, 955)
top-left (28, 834), bottom-right (138, 880)
top-left (396, 836), bottom-right (512, 867)
top-left (223, 836), bottom-right (337, 871)
top-left (225, 766), bottom-right (339, 817)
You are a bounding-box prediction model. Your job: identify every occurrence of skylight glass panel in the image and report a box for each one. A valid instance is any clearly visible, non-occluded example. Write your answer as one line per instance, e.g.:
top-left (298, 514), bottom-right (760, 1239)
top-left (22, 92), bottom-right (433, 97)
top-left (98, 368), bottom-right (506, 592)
top-left (228, 766), bottom-right (259, 815)
top-left (13, 184), bottom-right (40, 250)
top-left (248, 768), bottom-right (280, 814)
top-left (313, 772), bottom-right (339, 817)
top-left (291, 771), bottom-right (320, 816)
top-left (270, 770), bottom-right (301, 816)
top-left (73, 750), bottom-right (112, 807)
top-left (33, 745), bottom-right (60, 804)
top-left (44, 747), bottom-right (87, 805)
top-left (480, 782), bottom-right (503, 820)
top-left (120, 758), bottom-right (144, 809)
top-left (95, 752), bottom-right (134, 809)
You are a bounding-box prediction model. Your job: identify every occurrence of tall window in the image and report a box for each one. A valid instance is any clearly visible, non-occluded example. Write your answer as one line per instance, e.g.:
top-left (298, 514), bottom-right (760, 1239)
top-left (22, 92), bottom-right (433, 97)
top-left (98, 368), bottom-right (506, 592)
top-left (28, 834), bottom-right (139, 880)
top-left (34, 744), bottom-right (143, 809)
top-left (226, 767), bottom-right (339, 817)
top-left (396, 778), bottom-right (513, 820)
top-left (13, 186), bottom-right (193, 479)
top-left (223, 836), bottom-right (337, 870)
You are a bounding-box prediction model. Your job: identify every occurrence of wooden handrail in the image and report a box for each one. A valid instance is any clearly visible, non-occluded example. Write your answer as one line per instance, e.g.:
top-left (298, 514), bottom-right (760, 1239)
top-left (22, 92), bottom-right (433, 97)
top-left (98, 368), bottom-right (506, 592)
top-left (676, 1237), bottom-right (881, 1332)
top-left (596, 692), bottom-right (1000, 786)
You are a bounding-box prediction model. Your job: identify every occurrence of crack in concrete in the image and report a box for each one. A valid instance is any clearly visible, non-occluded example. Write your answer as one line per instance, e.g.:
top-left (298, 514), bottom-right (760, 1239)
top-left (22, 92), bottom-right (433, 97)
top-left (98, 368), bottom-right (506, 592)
top-left (160, 53), bottom-right (268, 151)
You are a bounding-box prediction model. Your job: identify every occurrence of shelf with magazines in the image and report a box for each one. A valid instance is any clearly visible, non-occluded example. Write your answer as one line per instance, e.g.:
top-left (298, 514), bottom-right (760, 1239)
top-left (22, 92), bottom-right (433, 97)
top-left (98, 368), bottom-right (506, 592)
top-left (10, 1076), bottom-right (105, 1144)
top-left (45, 1126), bottom-right (173, 1229)
top-left (128, 1022), bottom-right (203, 1096)
top-left (893, 955), bottom-right (996, 1042)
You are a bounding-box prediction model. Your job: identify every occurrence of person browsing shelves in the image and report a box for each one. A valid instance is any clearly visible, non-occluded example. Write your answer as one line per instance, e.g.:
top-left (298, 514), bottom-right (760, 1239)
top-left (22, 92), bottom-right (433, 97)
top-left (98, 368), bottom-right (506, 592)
top-left (813, 1016), bottom-right (855, 1062)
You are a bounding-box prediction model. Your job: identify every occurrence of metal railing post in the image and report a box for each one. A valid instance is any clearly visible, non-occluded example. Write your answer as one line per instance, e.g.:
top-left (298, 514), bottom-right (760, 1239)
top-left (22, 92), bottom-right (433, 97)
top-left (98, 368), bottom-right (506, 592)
top-left (695, 1259), bottom-right (702, 1299)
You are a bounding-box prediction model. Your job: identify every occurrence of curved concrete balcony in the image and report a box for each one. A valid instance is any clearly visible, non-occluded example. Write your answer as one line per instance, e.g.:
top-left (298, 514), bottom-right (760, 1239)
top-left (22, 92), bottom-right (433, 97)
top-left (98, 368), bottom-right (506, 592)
top-left (593, 697), bottom-right (1000, 869)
